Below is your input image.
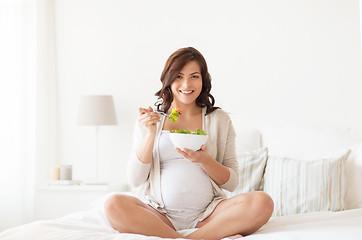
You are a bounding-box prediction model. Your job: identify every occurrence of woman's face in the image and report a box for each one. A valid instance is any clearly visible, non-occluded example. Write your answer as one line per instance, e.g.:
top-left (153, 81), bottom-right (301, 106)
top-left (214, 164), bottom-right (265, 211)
top-left (170, 60), bottom-right (203, 107)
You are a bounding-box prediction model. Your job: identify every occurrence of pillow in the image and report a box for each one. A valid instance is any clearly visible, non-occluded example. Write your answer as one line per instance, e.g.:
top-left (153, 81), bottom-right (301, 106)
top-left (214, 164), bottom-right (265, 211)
top-left (263, 150), bottom-right (351, 216)
top-left (226, 147), bottom-right (268, 198)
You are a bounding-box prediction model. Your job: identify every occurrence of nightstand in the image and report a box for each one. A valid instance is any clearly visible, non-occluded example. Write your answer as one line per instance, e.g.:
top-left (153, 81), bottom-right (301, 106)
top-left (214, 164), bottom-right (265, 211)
top-left (34, 184), bottom-right (129, 220)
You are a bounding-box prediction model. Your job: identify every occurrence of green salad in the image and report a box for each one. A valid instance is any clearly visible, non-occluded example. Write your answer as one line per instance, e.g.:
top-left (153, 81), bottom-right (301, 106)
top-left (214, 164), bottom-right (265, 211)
top-left (170, 128), bottom-right (207, 135)
top-left (168, 108), bottom-right (206, 135)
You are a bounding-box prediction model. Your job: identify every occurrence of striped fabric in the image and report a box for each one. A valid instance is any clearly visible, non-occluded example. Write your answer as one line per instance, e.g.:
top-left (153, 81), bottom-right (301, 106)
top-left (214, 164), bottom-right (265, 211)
top-left (226, 147), bottom-right (268, 198)
top-left (264, 150), bottom-right (351, 216)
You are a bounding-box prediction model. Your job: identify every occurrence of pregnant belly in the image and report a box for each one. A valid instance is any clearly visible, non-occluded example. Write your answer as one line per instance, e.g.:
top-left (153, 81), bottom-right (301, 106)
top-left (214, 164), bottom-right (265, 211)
top-left (160, 159), bottom-right (214, 211)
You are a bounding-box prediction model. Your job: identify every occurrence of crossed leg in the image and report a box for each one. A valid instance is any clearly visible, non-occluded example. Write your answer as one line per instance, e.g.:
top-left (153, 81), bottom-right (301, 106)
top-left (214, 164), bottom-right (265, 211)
top-left (104, 191), bottom-right (273, 240)
top-left (104, 194), bottom-right (185, 238)
top-left (186, 191), bottom-right (274, 240)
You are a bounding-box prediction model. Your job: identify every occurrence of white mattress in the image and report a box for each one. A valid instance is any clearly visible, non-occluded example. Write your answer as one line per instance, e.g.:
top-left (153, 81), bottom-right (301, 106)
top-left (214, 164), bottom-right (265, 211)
top-left (1, 207), bottom-right (362, 240)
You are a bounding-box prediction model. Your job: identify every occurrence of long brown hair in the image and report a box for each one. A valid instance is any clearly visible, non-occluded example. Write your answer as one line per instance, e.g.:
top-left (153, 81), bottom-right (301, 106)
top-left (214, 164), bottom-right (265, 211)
top-left (155, 47), bottom-right (219, 115)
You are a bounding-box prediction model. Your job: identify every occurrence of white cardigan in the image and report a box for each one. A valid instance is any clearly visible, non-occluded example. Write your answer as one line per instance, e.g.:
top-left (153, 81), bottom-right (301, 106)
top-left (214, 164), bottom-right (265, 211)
top-left (127, 107), bottom-right (238, 221)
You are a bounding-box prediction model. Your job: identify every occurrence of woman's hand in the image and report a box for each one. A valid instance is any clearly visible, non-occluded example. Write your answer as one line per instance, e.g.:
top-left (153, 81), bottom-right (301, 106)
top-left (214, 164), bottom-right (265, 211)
top-left (175, 145), bottom-right (210, 164)
top-left (138, 106), bottom-right (161, 135)
top-left (177, 144), bottom-right (231, 186)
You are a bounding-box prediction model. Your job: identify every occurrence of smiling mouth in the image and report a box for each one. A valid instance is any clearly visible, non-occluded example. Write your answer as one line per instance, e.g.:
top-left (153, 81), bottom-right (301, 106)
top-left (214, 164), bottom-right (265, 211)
top-left (179, 90), bottom-right (194, 94)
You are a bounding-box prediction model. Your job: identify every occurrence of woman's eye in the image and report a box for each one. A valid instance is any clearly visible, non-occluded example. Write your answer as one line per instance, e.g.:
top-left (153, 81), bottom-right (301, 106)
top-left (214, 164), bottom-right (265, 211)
top-left (191, 75), bottom-right (199, 78)
top-left (177, 75), bottom-right (183, 79)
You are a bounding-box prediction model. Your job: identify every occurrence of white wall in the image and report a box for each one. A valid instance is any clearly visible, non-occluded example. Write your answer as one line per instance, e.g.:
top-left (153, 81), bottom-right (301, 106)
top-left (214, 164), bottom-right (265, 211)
top-left (52, 0), bottom-right (362, 186)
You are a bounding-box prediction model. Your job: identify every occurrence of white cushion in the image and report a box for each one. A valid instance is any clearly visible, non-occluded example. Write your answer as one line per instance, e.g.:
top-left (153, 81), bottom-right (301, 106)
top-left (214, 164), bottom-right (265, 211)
top-left (235, 127), bottom-right (262, 154)
top-left (226, 147), bottom-right (268, 198)
top-left (264, 150), bottom-right (351, 216)
top-left (261, 125), bottom-right (362, 160)
top-left (345, 142), bottom-right (362, 209)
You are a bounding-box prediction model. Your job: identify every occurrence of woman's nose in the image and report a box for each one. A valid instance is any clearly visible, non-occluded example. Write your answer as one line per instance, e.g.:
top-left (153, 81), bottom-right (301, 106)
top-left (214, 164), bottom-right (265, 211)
top-left (181, 79), bottom-right (190, 88)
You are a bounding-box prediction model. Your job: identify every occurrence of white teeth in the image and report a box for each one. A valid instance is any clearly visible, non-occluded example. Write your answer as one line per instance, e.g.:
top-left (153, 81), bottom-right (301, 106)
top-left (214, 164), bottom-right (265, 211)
top-left (180, 90), bottom-right (193, 94)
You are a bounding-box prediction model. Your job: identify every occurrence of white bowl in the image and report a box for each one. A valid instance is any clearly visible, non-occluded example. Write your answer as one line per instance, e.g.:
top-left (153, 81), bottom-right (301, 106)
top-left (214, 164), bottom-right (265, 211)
top-left (169, 132), bottom-right (208, 151)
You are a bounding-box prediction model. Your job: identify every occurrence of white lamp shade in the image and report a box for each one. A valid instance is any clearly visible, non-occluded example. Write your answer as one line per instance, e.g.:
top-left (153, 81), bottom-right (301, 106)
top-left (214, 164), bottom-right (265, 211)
top-left (77, 95), bottom-right (118, 126)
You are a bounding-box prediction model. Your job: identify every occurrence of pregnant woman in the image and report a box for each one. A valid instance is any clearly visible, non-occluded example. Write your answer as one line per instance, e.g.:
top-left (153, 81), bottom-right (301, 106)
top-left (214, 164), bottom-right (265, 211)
top-left (104, 47), bottom-right (273, 239)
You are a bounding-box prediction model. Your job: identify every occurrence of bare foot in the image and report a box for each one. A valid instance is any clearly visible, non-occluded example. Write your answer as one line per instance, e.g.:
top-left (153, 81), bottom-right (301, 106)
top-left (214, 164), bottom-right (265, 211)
top-left (222, 234), bottom-right (243, 239)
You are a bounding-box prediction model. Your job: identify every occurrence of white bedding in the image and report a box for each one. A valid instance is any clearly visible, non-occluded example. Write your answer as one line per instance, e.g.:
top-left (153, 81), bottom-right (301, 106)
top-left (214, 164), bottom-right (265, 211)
top-left (1, 207), bottom-right (362, 240)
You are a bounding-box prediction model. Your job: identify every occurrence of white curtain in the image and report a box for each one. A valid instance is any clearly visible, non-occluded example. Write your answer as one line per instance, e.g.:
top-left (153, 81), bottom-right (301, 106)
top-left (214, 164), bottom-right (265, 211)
top-left (0, 0), bottom-right (37, 230)
top-left (0, 0), bottom-right (57, 231)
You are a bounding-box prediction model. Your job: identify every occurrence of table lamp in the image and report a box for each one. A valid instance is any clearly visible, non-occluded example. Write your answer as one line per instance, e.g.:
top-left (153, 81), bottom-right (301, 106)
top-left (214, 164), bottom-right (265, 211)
top-left (76, 95), bottom-right (118, 185)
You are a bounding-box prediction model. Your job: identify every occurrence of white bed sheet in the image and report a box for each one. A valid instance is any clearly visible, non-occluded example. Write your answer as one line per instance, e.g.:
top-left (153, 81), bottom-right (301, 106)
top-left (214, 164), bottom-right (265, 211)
top-left (1, 207), bottom-right (362, 240)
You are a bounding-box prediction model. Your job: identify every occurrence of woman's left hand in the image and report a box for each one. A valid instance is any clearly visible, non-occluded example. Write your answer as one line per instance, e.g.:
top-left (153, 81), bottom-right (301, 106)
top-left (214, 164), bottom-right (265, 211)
top-left (177, 145), bottom-right (230, 185)
top-left (175, 145), bottom-right (210, 164)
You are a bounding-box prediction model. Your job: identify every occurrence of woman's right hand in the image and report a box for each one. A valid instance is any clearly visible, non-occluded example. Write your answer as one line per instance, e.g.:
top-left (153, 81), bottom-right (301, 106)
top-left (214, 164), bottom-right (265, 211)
top-left (138, 106), bottom-right (161, 134)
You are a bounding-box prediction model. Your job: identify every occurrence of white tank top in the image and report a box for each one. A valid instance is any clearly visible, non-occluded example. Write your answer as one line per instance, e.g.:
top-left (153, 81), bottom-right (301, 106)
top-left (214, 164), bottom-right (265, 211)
top-left (159, 131), bottom-right (214, 212)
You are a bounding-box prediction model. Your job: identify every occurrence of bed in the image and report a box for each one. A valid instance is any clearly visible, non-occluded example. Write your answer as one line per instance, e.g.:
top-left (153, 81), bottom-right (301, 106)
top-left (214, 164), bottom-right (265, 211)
top-left (1, 203), bottom-right (362, 240)
top-left (1, 125), bottom-right (362, 240)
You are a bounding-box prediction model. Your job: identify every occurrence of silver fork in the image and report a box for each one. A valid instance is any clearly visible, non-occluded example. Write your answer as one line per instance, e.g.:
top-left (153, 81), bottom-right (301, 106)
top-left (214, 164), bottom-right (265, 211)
top-left (156, 111), bottom-right (169, 117)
